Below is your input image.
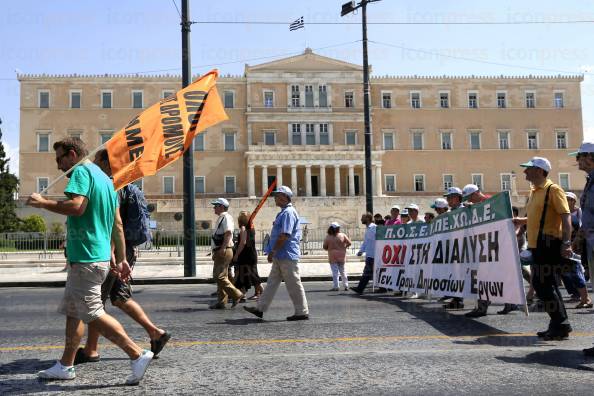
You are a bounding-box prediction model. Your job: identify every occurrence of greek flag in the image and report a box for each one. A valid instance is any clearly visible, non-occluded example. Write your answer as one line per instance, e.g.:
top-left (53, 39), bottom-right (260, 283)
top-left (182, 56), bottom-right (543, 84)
top-left (289, 16), bottom-right (304, 31)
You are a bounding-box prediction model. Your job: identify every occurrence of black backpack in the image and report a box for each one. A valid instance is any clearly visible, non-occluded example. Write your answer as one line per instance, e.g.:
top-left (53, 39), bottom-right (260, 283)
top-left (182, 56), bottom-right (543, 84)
top-left (119, 183), bottom-right (151, 246)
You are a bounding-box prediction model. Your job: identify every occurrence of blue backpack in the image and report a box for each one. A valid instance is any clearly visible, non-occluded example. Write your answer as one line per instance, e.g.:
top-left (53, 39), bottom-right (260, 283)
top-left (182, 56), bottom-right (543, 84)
top-left (119, 183), bottom-right (151, 246)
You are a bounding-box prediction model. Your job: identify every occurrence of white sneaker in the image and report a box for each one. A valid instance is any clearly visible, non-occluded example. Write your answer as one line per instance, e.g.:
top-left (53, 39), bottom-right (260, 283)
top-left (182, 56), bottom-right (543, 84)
top-left (126, 350), bottom-right (154, 385)
top-left (38, 361), bottom-right (75, 380)
top-left (408, 292), bottom-right (419, 299)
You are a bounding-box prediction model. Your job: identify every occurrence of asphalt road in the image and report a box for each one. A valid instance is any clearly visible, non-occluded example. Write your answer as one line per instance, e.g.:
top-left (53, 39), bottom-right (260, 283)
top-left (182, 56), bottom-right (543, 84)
top-left (2, 283), bottom-right (594, 395)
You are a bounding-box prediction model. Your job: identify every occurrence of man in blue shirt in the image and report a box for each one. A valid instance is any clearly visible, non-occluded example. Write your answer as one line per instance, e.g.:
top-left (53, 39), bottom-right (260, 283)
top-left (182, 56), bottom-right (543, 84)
top-left (244, 186), bottom-right (309, 321)
top-left (573, 142), bottom-right (594, 355)
top-left (350, 212), bottom-right (376, 294)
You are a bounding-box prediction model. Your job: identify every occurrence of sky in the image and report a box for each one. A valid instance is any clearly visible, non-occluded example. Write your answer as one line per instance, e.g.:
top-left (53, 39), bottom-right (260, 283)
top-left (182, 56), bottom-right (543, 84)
top-left (1, 0), bottom-right (594, 177)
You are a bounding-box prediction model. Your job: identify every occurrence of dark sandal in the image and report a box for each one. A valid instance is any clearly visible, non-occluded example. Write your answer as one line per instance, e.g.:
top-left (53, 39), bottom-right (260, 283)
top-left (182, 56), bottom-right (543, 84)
top-left (73, 347), bottom-right (100, 365)
top-left (150, 332), bottom-right (171, 358)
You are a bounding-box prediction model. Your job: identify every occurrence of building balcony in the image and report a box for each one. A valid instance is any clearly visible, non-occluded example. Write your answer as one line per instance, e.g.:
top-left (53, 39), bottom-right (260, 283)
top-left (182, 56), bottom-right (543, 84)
top-left (247, 144), bottom-right (364, 152)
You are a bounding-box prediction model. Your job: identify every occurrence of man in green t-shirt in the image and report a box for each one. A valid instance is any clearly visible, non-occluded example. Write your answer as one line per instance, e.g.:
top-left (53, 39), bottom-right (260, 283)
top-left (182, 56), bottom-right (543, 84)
top-left (27, 138), bottom-right (153, 385)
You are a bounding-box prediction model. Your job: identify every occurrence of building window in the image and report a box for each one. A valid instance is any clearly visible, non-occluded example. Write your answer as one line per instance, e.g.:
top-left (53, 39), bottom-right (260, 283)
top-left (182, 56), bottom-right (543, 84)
top-left (100, 132), bottom-right (112, 144)
top-left (410, 92), bottom-right (421, 109)
top-left (193, 133), bottom-right (205, 151)
top-left (443, 174), bottom-right (454, 191)
top-left (440, 92), bottom-right (449, 108)
top-left (554, 92), bottom-right (564, 108)
top-left (224, 132), bottom-right (236, 151)
top-left (345, 91), bottom-right (354, 108)
top-left (525, 92), bottom-right (535, 108)
top-left (382, 92), bottom-right (392, 109)
top-left (291, 85), bottom-right (300, 107)
top-left (556, 131), bottom-right (567, 149)
top-left (559, 173), bottom-right (570, 190)
top-left (162, 90), bottom-right (175, 99)
top-left (319, 85), bottom-right (328, 107)
top-left (305, 85), bottom-right (314, 107)
top-left (37, 177), bottom-right (49, 193)
top-left (383, 132), bottom-right (394, 150)
top-left (291, 124), bottom-right (302, 145)
top-left (497, 92), bottom-right (506, 108)
top-left (385, 175), bottom-right (396, 192)
top-left (468, 92), bottom-right (478, 108)
top-left (225, 176), bottom-right (236, 194)
top-left (132, 179), bottom-right (143, 191)
top-left (70, 90), bottom-right (81, 109)
top-left (264, 91), bottom-right (274, 108)
top-left (305, 123), bottom-right (316, 145)
top-left (194, 176), bottom-right (205, 194)
top-left (37, 133), bottom-right (50, 152)
top-left (498, 131), bottom-right (510, 150)
top-left (414, 175), bottom-right (425, 192)
top-left (224, 91), bottom-right (234, 108)
top-left (68, 130), bottom-right (82, 139)
top-left (132, 90), bottom-right (143, 108)
top-left (500, 174), bottom-right (512, 191)
top-left (527, 131), bottom-right (538, 149)
top-left (319, 124), bottom-right (329, 145)
top-left (163, 176), bottom-right (174, 194)
top-left (37, 91), bottom-right (49, 109)
top-left (472, 174), bottom-right (483, 190)
top-left (470, 131), bottom-right (481, 150)
top-left (441, 132), bottom-right (452, 150)
top-left (346, 130), bottom-right (357, 145)
top-left (101, 91), bottom-right (112, 109)
top-left (264, 131), bottom-right (276, 146)
top-left (412, 131), bottom-right (423, 150)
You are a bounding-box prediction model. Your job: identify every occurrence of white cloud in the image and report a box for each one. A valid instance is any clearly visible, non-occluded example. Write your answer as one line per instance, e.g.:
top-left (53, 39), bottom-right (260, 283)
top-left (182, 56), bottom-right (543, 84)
top-left (3, 141), bottom-right (19, 177)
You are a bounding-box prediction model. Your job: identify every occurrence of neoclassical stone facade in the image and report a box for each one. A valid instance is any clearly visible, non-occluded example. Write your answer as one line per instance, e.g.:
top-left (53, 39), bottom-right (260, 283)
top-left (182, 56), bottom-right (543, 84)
top-left (18, 49), bottom-right (583, 229)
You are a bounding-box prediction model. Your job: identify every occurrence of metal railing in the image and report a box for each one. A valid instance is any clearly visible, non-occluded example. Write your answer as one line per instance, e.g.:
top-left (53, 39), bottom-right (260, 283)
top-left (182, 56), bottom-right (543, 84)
top-left (0, 227), bottom-right (367, 259)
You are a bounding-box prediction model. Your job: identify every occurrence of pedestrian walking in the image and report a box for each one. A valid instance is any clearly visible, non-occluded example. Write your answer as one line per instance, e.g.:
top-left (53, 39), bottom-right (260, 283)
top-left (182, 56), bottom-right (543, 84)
top-left (71, 149), bottom-right (171, 365)
top-left (349, 213), bottom-right (376, 295)
top-left (513, 156), bottom-right (573, 340)
top-left (27, 138), bottom-right (153, 384)
top-left (210, 198), bottom-right (245, 309)
top-left (571, 142), bottom-right (594, 354)
top-left (385, 205), bottom-right (401, 225)
top-left (443, 187), bottom-right (465, 309)
top-left (323, 222), bottom-right (351, 291)
top-left (233, 211), bottom-right (263, 301)
top-left (244, 186), bottom-right (309, 321)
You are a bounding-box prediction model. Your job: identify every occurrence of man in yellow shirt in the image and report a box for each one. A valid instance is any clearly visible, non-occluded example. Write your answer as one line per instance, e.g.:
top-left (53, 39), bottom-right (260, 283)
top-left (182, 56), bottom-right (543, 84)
top-left (514, 157), bottom-right (573, 340)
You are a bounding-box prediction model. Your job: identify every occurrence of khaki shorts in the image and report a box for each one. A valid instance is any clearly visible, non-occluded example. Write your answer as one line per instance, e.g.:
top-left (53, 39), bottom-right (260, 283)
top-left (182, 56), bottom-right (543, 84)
top-left (58, 262), bottom-right (110, 324)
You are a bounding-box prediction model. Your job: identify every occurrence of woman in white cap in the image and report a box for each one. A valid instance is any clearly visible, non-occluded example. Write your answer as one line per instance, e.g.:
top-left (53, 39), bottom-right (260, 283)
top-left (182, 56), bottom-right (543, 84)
top-left (323, 222), bottom-right (352, 291)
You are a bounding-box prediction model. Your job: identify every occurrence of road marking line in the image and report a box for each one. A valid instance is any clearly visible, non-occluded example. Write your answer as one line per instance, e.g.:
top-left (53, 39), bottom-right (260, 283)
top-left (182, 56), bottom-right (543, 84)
top-left (2, 331), bottom-right (594, 352)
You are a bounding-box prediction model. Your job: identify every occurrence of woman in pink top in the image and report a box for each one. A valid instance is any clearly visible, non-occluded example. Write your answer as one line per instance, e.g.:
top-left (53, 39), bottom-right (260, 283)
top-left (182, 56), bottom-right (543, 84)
top-left (323, 222), bottom-right (352, 291)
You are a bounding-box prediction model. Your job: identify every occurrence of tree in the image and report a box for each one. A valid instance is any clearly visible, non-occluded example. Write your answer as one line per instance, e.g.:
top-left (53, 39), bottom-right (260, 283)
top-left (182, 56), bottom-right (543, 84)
top-left (0, 119), bottom-right (20, 232)
top-left (20, 215), bottom-right (46, 232)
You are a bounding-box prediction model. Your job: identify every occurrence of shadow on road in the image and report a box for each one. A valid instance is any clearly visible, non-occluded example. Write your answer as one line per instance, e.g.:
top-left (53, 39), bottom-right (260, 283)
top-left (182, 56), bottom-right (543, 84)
top-left (496, 349), bottom-right (594, 371)
top-left (0, 378), bottom-right (128, 395)
top-left (155, 307), bottom-right (209, 313)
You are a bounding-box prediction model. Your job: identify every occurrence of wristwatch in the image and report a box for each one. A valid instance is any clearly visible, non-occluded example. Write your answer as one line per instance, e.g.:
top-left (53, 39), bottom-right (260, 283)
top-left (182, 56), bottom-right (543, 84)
top-left (561, 240), bottom-right (571, 246)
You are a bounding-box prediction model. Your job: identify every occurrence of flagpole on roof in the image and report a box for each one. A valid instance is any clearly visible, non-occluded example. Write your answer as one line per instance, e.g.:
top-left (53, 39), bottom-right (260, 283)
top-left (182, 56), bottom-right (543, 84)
top-left (181, 0), bottom-right (197, 277)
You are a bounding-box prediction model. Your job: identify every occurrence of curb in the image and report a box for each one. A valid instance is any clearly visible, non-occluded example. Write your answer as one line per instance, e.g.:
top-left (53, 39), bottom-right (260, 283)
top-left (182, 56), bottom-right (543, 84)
top-left (0, 275), bottom-right (363, 288)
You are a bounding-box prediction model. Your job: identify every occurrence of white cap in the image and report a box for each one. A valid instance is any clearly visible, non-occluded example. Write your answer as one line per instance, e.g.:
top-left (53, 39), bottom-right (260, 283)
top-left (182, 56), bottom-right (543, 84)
top-left (400, 208), bottom-right (409, 216)
top-left (431, 198), bottom-right (448, 209)
top-left (329, 222), bottom-right (340, 229)
top-left (570, 142), bottom-right (594, 156)
top-left (406, 203), bottom-right (419, 211)
top-left (520, 156), bottom-right (551, 173)
top-left (273, 185), bottom-right (293, 198)
top-left (390, 205), bottom-right (401, 211)
top-left (566, 192), bottom-right (578, 201)
top-left (210, 198), bottom-right (229, 208)
top-left (444, 187), bottom-right (463, 197)
top-left (462, 184), bottom-right (480, 199)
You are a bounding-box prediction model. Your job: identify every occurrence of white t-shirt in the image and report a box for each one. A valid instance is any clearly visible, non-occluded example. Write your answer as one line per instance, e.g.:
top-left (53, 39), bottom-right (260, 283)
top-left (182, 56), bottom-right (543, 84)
top-left (212, 212), bottom-right (234, 248)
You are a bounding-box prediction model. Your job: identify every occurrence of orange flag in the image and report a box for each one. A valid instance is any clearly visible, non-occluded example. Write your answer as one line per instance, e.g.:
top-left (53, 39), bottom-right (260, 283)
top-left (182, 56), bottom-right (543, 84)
top-left (106, 70), bottom-right (228, 190)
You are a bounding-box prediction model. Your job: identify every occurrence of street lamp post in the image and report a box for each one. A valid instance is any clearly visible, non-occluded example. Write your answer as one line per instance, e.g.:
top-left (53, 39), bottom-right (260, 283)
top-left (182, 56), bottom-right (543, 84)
top-left (341, 0), bottom-right (380, 214)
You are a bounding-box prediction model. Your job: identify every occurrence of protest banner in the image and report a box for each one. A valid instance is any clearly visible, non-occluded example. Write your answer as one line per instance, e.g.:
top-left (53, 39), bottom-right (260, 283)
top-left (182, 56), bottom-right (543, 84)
top-left (373, 192), bottom-right (526, 305)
